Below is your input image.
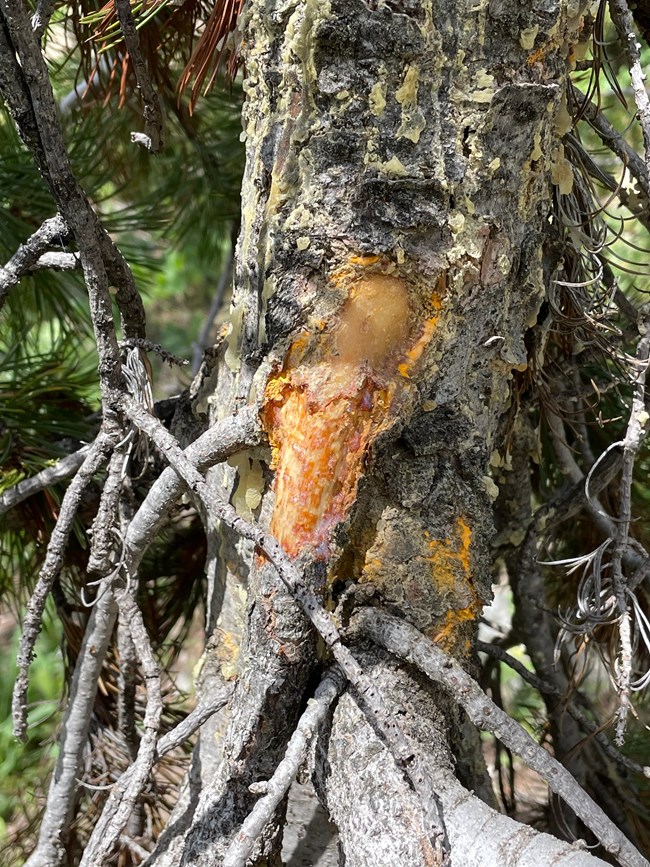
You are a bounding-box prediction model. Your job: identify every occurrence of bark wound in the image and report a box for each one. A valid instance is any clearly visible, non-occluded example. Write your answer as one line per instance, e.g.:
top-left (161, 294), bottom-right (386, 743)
top-left (262, 260), bottom-right (443, 561)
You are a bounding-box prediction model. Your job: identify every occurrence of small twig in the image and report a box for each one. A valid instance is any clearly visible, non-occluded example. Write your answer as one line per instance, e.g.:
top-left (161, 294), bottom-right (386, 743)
top-left (356, 607), bottom-right (649, 867)
top-left (25, 584), bottom-right (118, 867)
top-left (123, 405), bottom-right (260, 577)
top-left (119, 835), bottom-right (151, 861)
top-left (12, 432), bottom-right (114, 741)
top-left (120, 337), bottom-right (188, 368)
top-left (609, 0), bottom-right (650, 183)
top-left (571, 84), bottom-right (649, 202)
top-left (191, 237), bottom-right (235, 375)
top-left (125, 401), bottom-right (450, 863)
top-left (0, 444), bottom-right (90, 516)
top-left (79, 590), bottom-right (162, 867)
top-left (114, 0), bottom-right (164, 152)
top-left (223, 667), bottom-right (345, 867)
top-left (30, 0), bottom-right (56, 41)
top-left (155, 687), bottom-right (233, 757)
top-left (0, 214), bottom-right (68, 309)
top-left (476, 641), bottom-right (650, 779)
top-left (611, 323), bottom-right (650, 743)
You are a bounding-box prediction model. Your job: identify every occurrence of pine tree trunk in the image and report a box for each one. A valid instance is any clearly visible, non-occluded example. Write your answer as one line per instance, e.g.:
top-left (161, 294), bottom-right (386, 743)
top-left (148, 1), bottom-right (601, 864)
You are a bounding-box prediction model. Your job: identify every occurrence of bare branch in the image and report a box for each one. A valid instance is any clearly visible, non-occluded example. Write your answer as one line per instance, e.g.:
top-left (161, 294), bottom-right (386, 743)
top-left (79, 589), bottom-right (163, 867)
top-left (571, 85), bottom-right (650, 202)
top-left (0, 214), bottom-right (68, 309)
top-left (125, 401), bottom-right (450, 863)
top-left (114, 0), bottom-right (164, 153)
top-left (611, 323), bottom-right (650, 742)
top-left (123, 405), bottom-right (260, 576)
top-left (356, 607), bottom-right (649, 867)
top-left (0, 444), bottom-right (90, 516)
top-left (0, 2), bottom-right (146, 342)
top-left (476, 641), bottom-right (650, 780)
top-left (12, 432), bottom-right (114, 741)
top-left (30, 0), bottom-right (56, 41)
top-left (156, 687), bottom-right (233, 757)
top-left (25, 584), bottom-right (118, 867)
top-left (223, 667), bottom-right (345, 867)
top-left (609, 0), bottom-right (650, 181)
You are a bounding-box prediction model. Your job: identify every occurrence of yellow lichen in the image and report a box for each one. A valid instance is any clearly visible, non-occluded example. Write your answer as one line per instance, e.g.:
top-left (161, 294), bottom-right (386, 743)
top-left (369, 80), bottom-right (387, 116)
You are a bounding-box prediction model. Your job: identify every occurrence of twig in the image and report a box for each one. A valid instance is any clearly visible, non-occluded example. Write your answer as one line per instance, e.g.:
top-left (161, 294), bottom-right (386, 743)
top-left (191, 236), bottom-right (235, 375)
top-left (123, 405), bottom-right (259, 576)
top-left (476, 641), bottom-right (650, 779)
top-left (114, 0), bottom-right (164, 152)
top-left (25, 584), bottom-right (118, 867)
top-left (356, 607), bottom-right (649, 867)
top-left (12, 432), bottom-right (114, 741)
top-left (0, 2), bottom-right (146, 342)
top-left (79, 589), bottom-right (163, 867)
top-left (571, 85), bottom-right (650, 202)
top-left (609, 0), bottom-right (650, 182)
top-left (155, 687), bottom-right (233, 757)
top-left (30, 0), bottom-right (56, 41)
top-left (0, 444), bottom-right (90, 516)
top-left (0, 214), bottom-right (68, 309)
top-left (222, 667), bottom-right (345, 867)
top-left (125, 401), bottom-right (450, 863)
top-left (611, 323), bottom-right (650, 743)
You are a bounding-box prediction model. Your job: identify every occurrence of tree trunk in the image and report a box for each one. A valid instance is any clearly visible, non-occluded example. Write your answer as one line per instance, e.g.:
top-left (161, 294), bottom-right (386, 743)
top-left (148, 1), bottom-right (599, 864)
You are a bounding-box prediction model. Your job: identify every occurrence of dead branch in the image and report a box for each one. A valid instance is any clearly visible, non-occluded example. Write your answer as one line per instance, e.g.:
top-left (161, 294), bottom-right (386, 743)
top-left (30, 0), bottom-right (56, 41)
top-left (611, 321), bottom-right (650, 742)
top-left (0, 443), bottom-right (90, 516)
top-left (125, 400), bottom-right (450, 863)
top-left (12, 432), bottom-right (115, 741)
top-left (609, 0), bottom-right (650, 181)
top-left (25, 585), bottom-right (119, 867)
top-left (0, 0), bottom-right (146, 342)
top-left (79, 589), bottom-right (163, 867)
top-left (476, 640), bottom-right (650, 779)
top-left (355, 607), bottom-right (650, 867)
top-left (124, 404), bottom-right (259, 576)
top-left (114, 0), bottom-right (165, 152)
top-left (156, 687), bottom-right (233, 757)
top-left (0, 214), bottom-right (68, 309)
top-left (571, 85), bottom-right (650, 202)
top-left (222, 667), bottom-right (345, 867)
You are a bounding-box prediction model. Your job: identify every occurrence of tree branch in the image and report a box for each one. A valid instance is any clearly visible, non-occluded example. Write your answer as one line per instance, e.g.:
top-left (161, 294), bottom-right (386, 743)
top-left (12, 432), bottom-right (115, 741)
top-left (222, 667), bottom-right (345, 867)
top-left (476, 641), bottom-right (650, 780)
top-left (0, 214), bottom-right (68, 309)
top-left (0, 0), bottom-right (146, 343)
top-left (0, 444), bottom-right (90, 516)
top-left (114, 0), bottom-right (164, 153)
top-left (25, 584), bottom-right (118, 867)
top-left (79, 588), bottom-right (163, 867)
top-left (609, 0), bottom-right (650, 182)
top-left (355, 607), bottom-right (649, 867)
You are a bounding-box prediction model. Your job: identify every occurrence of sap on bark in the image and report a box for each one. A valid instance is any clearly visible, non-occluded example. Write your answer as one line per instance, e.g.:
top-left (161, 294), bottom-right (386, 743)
top-left (261, 258), bottom-right (444, 560)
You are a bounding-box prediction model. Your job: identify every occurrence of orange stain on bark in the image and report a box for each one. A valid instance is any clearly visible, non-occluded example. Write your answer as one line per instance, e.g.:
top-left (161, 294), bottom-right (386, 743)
top-left (425, 517), bottom-right (481, 652)
top-left (263, 266), bottom-right (442, 559)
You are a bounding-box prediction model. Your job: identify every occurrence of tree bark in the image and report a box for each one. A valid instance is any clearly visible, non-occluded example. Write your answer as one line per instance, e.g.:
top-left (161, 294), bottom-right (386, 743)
top-left (148, 1), bottom-right (606, 864)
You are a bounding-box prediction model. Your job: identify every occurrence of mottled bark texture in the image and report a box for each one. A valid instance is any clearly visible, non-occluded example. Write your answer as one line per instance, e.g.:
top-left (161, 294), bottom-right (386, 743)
top-left (149, 1), bottom-right (591, 865)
